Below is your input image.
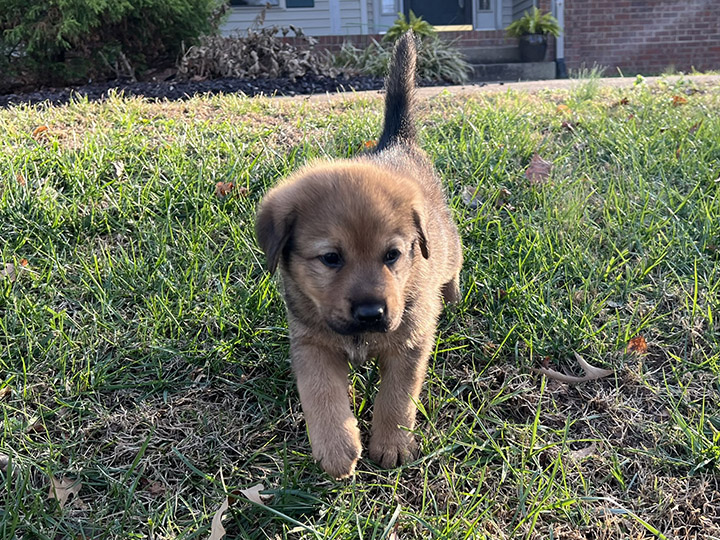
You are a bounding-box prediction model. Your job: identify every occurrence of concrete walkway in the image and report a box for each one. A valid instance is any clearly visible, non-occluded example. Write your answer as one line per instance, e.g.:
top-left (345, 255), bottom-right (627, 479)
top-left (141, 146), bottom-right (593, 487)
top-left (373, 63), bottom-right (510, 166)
top-left (284, 74), bottom-right (720, 102)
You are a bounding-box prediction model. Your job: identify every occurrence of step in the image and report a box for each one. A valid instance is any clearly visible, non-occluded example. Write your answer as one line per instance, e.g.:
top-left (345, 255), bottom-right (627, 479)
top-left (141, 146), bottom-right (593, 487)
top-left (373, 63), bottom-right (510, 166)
top-left (460, 46), bottom-right (520, 64)
top-left (469, 61), bottom-right (556, 82)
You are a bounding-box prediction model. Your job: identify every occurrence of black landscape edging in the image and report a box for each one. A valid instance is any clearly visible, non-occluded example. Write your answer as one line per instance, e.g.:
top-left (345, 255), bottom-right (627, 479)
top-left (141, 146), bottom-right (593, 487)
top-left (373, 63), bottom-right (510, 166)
top-left (0, 74), bottom-right (464, 108)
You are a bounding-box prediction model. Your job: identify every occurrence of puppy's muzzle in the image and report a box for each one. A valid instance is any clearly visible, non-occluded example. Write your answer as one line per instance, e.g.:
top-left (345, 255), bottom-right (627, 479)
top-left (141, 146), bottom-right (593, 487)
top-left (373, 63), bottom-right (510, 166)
top-left (353, 301), bottom-right (385, 323)
top-left (350, 301), bottom-right (389, 333)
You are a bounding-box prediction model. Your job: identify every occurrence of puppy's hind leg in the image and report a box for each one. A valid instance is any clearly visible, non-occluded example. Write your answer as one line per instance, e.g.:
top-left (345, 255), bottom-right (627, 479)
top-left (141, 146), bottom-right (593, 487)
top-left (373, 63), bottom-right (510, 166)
top-left (292, 339), bottom-right (362, 479)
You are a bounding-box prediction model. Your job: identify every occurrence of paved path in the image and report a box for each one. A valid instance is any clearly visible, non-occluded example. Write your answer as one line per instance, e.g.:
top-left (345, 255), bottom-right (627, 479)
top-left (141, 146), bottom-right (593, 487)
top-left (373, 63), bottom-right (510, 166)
top-left (283, 74), bottom-right (720, 102)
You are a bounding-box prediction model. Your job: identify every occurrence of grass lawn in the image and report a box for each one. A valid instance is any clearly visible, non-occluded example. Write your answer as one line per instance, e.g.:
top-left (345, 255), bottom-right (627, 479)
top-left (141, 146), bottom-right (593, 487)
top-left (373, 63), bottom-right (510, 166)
top-left (1, 76), bottom-right (719, 539)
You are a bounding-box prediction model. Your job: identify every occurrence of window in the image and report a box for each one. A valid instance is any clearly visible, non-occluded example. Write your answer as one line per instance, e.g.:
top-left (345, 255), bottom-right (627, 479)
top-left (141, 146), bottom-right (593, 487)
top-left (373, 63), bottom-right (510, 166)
top-left (381, 0), bottom-right (395, 15)
top-left (286, 0), bottom-right (314, 6)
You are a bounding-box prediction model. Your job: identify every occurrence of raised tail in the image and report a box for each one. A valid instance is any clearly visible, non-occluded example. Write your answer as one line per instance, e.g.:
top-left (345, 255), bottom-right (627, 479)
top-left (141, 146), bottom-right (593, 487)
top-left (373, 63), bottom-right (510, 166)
top-left (375, 31), bottom-right (417, 151)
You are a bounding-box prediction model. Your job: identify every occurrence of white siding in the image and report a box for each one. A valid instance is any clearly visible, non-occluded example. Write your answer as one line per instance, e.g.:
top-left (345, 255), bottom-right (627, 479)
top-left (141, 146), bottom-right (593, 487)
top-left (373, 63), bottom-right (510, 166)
top-left (512, 0), bottom-right (535, 20)
top-left (340, 0), bottom-right (363, 34)
top-left (502, 0), bottom-right (513, 27)
top-left (223, 1), bottom-right (334, 36)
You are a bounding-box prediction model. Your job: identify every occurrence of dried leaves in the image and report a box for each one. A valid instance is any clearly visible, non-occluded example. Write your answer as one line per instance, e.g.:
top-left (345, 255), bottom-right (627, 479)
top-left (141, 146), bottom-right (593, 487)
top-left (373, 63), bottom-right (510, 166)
top-left (208, 485), bottom-right (270, 540)
top-left (525, 153), bottom-right (552, 186)
top-left (32, 125), bottom-right (49, 139)
top-left (1, 259), bottom-right (28, 282)
top-left (626, 335), bottom-right (648, 354)
top-left (178, 27), bottom-right (336, 82)
top-left (214, 181), bottom-right (248, 199)
top-left (48, 476), bottom-right (82, 508)
top-left (239, 483), bottom-right (269, 505)
top-left (208, 497), bottom-right (230, 540)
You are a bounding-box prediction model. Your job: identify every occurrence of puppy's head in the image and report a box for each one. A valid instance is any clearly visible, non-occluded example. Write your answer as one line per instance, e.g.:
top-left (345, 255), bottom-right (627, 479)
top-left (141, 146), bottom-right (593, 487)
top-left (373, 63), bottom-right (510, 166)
top-left (256, 161), bottom-right (429, 335)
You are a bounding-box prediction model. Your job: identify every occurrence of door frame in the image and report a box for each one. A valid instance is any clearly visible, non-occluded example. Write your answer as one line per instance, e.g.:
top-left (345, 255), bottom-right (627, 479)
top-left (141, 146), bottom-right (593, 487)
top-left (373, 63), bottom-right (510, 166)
top-left (474, 0), bottom-right (503, 31)
top-left (373, 0), bottom-right (502, 34)
top-left (374, 0), bottom-right (401, 33)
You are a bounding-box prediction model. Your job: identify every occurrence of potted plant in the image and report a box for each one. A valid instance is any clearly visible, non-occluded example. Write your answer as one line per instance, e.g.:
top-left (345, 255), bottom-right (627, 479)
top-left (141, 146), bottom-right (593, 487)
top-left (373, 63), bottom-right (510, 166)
top-left (506, 7), bottom-right (561, 63)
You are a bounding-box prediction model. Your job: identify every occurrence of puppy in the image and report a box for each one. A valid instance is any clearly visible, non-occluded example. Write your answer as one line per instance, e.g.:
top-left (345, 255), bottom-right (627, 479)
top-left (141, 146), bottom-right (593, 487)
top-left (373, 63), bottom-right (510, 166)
top-left (255, 32), bottom-right (463, 479)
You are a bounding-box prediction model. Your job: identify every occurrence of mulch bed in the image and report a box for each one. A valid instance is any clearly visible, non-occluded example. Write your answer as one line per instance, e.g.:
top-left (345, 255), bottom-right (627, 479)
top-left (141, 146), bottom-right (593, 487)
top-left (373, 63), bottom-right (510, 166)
top-left (0, 73), bottom-right (464, 108)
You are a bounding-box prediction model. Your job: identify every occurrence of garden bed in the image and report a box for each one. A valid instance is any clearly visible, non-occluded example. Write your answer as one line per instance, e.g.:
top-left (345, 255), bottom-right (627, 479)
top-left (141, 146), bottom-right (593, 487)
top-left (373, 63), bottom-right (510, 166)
top-left (0, 73), bottom-right (467, 108)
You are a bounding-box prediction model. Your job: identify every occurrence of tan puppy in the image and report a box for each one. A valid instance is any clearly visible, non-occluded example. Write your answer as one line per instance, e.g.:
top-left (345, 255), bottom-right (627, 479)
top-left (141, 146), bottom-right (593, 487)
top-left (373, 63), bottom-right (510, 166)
top-left (255, 32), bottom-right (463, 479)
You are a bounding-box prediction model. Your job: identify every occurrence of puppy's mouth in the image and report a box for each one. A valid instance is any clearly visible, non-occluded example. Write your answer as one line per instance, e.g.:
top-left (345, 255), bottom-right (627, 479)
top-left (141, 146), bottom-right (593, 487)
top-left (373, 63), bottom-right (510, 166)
top-left (327, 319), bottom-right (390, 336)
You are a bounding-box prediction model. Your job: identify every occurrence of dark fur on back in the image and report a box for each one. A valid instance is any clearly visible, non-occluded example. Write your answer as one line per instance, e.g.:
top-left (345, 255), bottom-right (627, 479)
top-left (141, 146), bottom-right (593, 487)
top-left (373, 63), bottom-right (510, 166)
top-left (376, 32), bottom-right (417, 151)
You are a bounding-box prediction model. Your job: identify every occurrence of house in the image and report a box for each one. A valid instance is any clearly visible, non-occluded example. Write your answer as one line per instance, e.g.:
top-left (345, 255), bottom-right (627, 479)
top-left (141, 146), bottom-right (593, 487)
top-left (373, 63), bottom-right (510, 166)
top-left (222, 0), bottom-right (720, 78)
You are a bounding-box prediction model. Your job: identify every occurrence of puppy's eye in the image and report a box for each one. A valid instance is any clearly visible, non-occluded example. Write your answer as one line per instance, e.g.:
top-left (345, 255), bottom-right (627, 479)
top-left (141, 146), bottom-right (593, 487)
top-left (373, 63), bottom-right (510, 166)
top-left (319, 252), bottom-right (343, 268)
top-left (384, 248), bottom-right (401, 265)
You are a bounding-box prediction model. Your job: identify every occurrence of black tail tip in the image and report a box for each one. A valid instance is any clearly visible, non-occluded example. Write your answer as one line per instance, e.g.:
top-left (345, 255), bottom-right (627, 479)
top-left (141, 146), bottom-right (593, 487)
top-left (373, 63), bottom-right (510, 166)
top-left (376, 31), bottom-right (418, 150)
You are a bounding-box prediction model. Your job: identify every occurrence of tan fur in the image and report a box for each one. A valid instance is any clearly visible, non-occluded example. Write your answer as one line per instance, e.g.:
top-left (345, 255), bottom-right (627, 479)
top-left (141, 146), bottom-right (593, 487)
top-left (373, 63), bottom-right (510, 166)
top-left (255, 34), bottom-right (462, 478)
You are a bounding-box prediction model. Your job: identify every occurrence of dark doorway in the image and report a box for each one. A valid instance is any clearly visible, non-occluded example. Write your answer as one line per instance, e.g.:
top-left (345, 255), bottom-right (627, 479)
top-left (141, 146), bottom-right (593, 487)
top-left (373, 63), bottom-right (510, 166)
top-left (404, 0), bottom-right (473, 26)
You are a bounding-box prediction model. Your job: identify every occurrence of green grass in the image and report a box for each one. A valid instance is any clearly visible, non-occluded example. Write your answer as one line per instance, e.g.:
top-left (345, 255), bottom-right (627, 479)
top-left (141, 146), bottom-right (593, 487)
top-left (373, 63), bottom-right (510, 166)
top-left (1, 76), bottom-right (719, 539)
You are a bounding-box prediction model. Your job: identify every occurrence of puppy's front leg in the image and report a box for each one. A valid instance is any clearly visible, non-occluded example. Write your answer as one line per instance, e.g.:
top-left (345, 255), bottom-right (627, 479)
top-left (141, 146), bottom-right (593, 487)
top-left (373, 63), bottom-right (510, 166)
top-left (368, 341), bottom-right (432, 468)
top-left (292, 339), bottom-right (361, 479)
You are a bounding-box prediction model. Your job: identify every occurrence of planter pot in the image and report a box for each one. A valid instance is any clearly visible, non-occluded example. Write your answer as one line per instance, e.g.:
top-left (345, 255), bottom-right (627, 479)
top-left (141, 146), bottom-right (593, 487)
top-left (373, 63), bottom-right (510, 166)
top-left (518, 33), bottom-right (548, 62)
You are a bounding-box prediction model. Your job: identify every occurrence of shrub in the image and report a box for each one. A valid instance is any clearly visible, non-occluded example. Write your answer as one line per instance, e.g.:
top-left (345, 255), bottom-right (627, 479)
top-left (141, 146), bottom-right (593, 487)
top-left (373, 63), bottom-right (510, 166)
top-left (0, 0), bottom-right (225, 87)
top-left (505, 7), bottom-right (561, 37)
top-left (335, 36), bottom-right (470, 85)
top-left (381, 10), bottom-right (436, 44)
top-left (177, 25), bottom-right (337, 81)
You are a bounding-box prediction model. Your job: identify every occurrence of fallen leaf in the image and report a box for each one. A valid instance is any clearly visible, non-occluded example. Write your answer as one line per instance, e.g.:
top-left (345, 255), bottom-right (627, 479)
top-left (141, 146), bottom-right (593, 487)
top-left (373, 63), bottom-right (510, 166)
top-left (113, 161), bottom-right (125, 178)
top-left (0, 387), bottom-right (10, 400)
top-left (16, 173), bottom-right (26, 186)
top-left (240, 483), bottom-right (269, 505)
top-left (147, 481), bottom-right (165, 496)
top-left (626, 335), bottom-right (647, 354)
top-left (532, 352), bottom-right (613, 384)
top-left (495, 187), bottom-right (514, 210)
top-left (672, 95), bottom-right (688, 106)
top-left (525, 154), bottom-right (552, 186)
top-left (619, 97), bottom-right (629, 105)
top-left (461, 185), bottom-right (481, 210)
top-left (32, 125), bottom-right (49, 138)
top-left (215, 181), bottom-right (234, 198)
top-left (19, 258), bottom-right (28, 267)
top-left (363, 140), bottom-right (376, 149)
top-left (48, 476), bottom-right (82, 508)
top-left (1, 263), bottom-right (17, 282)
top-left (26, 417), bottom-right (43, 433)
top-left (208, 497), bottom-right (229, 540)
top-left (689, 121), bottom-right (702, 135)
top-left (570, 442), bottom-right (596, 461)
top-left (676, 146), bottom-right (682, 159)
top-left (556, 104), bottom-right (572, 114)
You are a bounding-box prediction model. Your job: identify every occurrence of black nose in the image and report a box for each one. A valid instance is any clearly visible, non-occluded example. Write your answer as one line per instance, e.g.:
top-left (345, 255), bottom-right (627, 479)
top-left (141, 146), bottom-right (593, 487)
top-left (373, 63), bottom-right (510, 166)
top-left (352, 302), bottom-right (386, 324)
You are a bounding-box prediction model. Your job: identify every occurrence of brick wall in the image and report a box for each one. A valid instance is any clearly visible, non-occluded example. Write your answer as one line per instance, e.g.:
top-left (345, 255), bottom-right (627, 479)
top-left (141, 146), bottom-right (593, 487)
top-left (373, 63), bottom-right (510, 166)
top-left (564, 0), bottom-right (720, 74)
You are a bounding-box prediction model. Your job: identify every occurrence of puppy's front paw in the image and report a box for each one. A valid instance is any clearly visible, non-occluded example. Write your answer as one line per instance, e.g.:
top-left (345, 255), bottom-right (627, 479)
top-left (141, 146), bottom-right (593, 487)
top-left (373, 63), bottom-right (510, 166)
top-left (311, 425), bottom-right (362, 479)
top-left (368, 430), bottom-right (418, 469)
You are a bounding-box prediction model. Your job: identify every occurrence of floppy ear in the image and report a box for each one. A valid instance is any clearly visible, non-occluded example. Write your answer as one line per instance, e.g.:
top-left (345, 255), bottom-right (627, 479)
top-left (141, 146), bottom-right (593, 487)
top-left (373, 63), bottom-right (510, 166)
top-left (412, 208), bottom-right (429, 259)
top-left (255, 192), bottom-right (294, 274)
